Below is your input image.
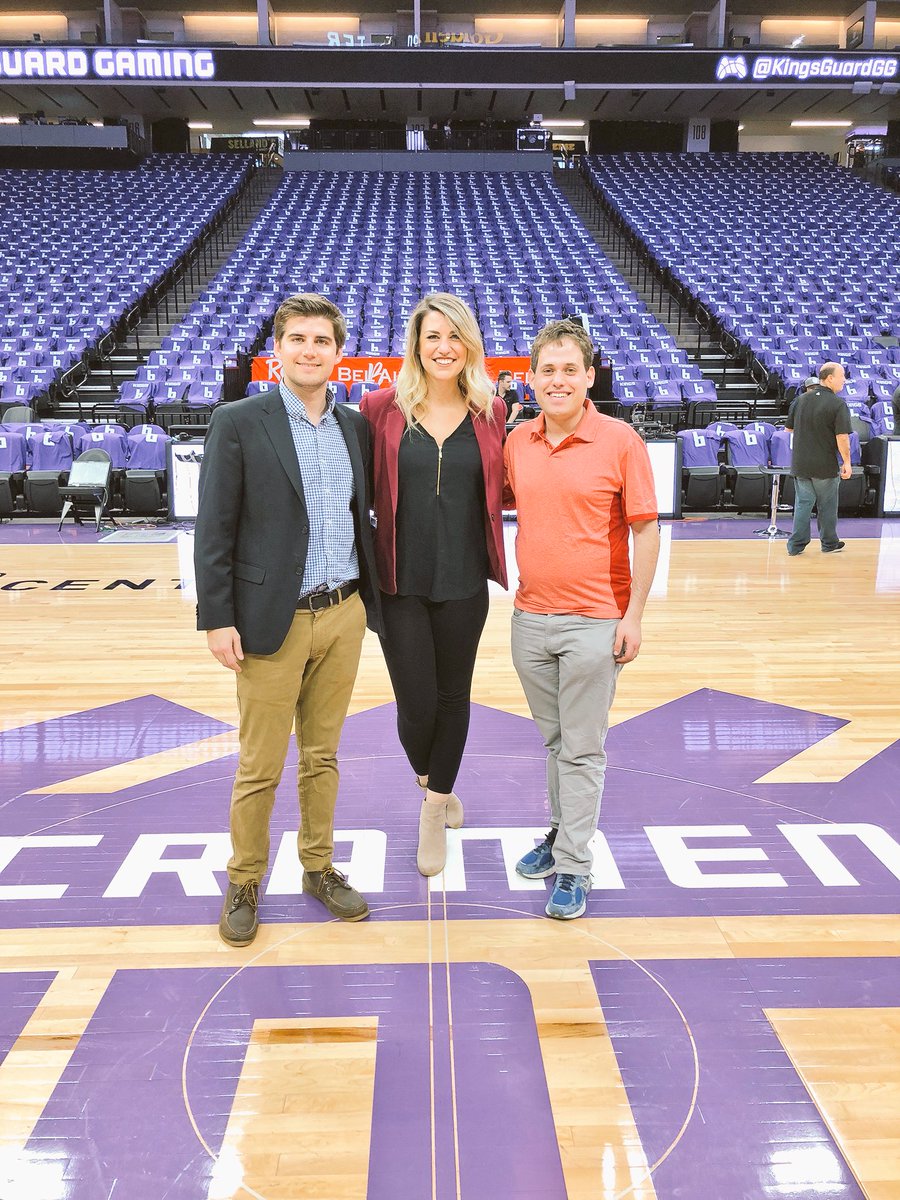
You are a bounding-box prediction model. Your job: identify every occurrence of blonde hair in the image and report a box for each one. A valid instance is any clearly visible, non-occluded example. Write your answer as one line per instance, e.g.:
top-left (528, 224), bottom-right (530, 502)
top-left (395, 293), bottom-right (495, 428)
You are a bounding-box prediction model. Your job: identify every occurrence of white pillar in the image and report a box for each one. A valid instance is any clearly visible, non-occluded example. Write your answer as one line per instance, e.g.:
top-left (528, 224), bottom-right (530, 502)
top-left (558, 0), bottom-right (576, 48)
top-left (257, 0), bottom-right (274, 46)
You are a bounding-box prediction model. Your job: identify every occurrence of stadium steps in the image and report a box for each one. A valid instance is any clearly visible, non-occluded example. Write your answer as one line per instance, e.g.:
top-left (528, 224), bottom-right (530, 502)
top-left (128, 165), bottom-right (283, 353)
top-left (554, 167), bottom-right (773, 415)
top-left (61, 166), bottom-right (284, 421)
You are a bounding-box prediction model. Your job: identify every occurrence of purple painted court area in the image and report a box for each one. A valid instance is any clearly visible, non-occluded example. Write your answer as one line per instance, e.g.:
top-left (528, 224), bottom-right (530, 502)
top-left (0, 695), bottom-right (230, 800)
top-left (594, 956), bottom-right (900, 1200)
top-left (0, 522), bottom-right (113, 544)
top-left (1, 689), bottom-right (899, 926)
top-left (26, 962), bottom-right (565, 1200)
top-left (667, 515), bottom-right (899, 539)
top-left (0, 971), bottom-right (56, 1066)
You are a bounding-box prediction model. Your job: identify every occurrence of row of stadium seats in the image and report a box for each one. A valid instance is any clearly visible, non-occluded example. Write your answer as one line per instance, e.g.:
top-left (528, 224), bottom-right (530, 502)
top-left (675, 421), bottom-right (876, 513)
top-left (120, 168), bottom-right (711, 415)
top-left (0, 422), bottom-right (169, 471)
top-left (0, 154), bottom-right (252, 409)
top-left (582, 152), bottom-right (900, 401)
top-left (0, 420), bottom-right (171, 517)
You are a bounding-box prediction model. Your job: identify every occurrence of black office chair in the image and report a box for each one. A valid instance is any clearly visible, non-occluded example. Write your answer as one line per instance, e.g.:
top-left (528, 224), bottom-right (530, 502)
top-left (58, 449), bottom-right (112, 531)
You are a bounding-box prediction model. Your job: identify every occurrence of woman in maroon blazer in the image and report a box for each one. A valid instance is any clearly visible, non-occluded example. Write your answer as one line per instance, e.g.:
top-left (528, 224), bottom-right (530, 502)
top-left (361, 293), bottom-right (507, 877)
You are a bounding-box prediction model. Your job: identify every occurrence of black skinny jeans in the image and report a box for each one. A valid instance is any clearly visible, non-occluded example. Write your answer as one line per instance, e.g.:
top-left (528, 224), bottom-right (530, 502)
top-left (379, 585), bottom-right (490, 794)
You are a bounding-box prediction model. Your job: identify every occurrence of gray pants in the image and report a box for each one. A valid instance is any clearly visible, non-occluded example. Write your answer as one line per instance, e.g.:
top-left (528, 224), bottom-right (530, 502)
top-left (788, 475), bottom-right (841, 553)
top-left (511, 609), bottom-right (621, 876)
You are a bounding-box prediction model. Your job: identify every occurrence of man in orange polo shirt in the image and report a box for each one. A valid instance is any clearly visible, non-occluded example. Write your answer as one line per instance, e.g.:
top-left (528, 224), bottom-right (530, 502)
top-left (504, 319), bottom-right (660, 919)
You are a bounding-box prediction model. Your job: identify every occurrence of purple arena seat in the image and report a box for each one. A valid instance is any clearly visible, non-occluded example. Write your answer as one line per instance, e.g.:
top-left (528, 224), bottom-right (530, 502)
top-left (722, 427), bottom-right (770, 468)
top-left (136, 169), bottom-right (709, 408)
top-left (0, 430), bottom-right (27, 472)
top-left (30, 429), bottom-right (73, 472)
top-left (0, 154), bottom-right (252, 413)
top-left (676, 428), bottom-right (723, 509)
top-left (582, 152), bottom-right (900, 403)
top-left (78, 428), bottom-right (128, 468)
top-left (126, 428), bottom-right (171, 471)
top-left (769, 428), bottom-right (793, 469)
top-left (117, 381), bottom-right (156, 413)
top-left (677, 428), bottom-right (721, 467)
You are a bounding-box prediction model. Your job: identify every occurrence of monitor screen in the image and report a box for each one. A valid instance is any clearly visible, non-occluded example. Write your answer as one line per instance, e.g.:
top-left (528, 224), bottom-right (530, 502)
top-left (69, 461), bottom-right (110, 488)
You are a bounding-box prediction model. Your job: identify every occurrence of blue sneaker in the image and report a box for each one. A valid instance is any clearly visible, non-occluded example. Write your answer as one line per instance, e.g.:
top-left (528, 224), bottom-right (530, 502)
top-left (545, 873), bottom-right (591, 920)
top-left (516, 830), bottom-right (557, 879)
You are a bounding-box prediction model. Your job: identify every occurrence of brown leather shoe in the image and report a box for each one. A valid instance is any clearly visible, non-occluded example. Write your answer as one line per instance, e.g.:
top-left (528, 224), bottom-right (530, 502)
top-left (219, 880), bottom-right (260, 946)
top-left (302, 866), bottom-right (369, 921)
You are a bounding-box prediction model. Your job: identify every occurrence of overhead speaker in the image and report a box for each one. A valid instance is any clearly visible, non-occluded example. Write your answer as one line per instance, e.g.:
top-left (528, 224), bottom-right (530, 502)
top-left (564, 80), bottom-right (576, 101)
top-left (851, 81), bottom-right (873, 95)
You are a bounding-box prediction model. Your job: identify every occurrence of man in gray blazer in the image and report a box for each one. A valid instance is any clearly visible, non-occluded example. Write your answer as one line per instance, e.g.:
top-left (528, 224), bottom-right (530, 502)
top-left (195, 294), bottom-right (382, 945)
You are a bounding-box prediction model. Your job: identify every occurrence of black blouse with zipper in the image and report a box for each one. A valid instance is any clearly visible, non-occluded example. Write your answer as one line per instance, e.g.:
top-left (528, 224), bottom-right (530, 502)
top-left (394, 413), bottom-right (489, 601)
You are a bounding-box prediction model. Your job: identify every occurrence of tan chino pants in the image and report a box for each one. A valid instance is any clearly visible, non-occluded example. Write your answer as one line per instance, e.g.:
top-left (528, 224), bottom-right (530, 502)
top-left (228, 591), bottom-right (367, 884)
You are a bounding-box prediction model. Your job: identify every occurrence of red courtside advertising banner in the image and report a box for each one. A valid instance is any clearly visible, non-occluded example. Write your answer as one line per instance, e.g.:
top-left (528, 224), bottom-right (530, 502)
top-left (251, 355), bottom-right (532, 388)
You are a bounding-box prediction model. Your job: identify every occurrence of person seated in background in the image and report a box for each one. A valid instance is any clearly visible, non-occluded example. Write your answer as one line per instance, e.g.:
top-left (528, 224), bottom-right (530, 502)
top-left (496, 370), bottom-right (523, 424)
top-left (497, 370), bottom-right (538, 423)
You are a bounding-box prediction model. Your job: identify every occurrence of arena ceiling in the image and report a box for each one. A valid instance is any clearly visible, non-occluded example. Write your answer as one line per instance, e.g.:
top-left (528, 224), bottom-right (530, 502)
top-left (1, 79), bottom-right (897, 125)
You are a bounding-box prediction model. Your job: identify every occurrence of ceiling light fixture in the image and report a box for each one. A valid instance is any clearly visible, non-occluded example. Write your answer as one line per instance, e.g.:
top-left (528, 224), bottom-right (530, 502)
top-left (188, 121), bottom-right (213, 130)
top-left (540, 119), bottom-right (586, 128)
top-left (790, 120), bottom-right (853, 128)
top-left (252, 118), bottom-right (310, 128)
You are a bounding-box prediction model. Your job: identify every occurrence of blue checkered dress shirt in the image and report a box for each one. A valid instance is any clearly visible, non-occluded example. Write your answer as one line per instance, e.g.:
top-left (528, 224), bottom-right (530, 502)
top-left (279, 382), bottom-right (358, 597)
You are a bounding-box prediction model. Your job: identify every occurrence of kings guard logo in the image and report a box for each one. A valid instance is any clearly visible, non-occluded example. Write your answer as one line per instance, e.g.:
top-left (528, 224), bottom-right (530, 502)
top-left (715, 54), bottom-right (748, 81)
top-left (714, 50), bottom-right (900, 84)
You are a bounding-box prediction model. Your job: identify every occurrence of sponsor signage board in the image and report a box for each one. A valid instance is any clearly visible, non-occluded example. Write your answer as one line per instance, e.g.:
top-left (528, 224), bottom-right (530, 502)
top-left (251, 355), bottom-right (532, 387)
top-left (715, 51), bottom-right (898, 84)
top-left (210, 136), bottom-right (278, 153)
top-left (2, 45), bottom-right (896, 89)
top-left (0, 46), bottom-right (214, 81)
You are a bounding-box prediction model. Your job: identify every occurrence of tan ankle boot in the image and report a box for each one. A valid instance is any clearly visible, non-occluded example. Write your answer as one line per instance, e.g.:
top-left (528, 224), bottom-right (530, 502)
top-left (445, 792), bottom-right (464, 829)
top-left (415, 775), bottom-right (464, 830)
top-left (417, 800), bottom-right (448, 876)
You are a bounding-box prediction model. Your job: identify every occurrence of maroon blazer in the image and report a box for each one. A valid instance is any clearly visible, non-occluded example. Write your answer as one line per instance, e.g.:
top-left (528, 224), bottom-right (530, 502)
top-left (359, 385), bottom-right (508, 594)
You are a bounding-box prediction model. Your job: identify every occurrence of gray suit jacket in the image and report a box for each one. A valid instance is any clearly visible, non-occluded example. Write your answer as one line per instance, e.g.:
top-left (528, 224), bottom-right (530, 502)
top-left (193, 387), bottom-right (383, 654)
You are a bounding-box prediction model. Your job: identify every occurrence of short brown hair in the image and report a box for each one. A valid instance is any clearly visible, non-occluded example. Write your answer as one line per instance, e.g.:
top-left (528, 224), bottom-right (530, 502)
top-left (530, 319), bottom-right (594, 373)
top-left (274, 293), bottom-right (347, 349)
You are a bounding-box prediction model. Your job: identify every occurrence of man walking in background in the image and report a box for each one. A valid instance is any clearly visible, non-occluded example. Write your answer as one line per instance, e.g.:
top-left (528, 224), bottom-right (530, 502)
top-left (786, 361), bottom-right (853, 556)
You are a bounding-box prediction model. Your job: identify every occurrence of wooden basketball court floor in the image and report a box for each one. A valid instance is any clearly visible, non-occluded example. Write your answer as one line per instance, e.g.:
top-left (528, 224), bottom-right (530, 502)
top-left (1, 517), bottom-right (899, 1200)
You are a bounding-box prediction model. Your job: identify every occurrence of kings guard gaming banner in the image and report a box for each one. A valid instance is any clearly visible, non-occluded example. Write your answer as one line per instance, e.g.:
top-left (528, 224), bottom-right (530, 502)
top-left (0, 45), bottom-right (896, 89)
